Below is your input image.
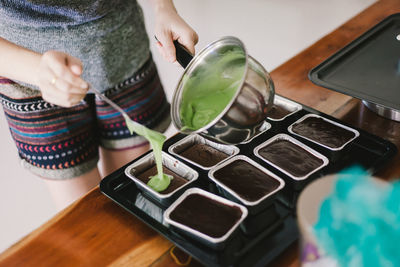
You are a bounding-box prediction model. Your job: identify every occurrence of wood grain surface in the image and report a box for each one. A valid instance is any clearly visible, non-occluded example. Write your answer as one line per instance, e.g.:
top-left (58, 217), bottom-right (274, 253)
top-left (1, 0), bottom-right (399, 266)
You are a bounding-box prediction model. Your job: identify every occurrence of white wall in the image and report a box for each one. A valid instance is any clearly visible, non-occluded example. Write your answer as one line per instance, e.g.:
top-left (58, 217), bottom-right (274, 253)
top-left (0, 0), bottom-right (375, 253)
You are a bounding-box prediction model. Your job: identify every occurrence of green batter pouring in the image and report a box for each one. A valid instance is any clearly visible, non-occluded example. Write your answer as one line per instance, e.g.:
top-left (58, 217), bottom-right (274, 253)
top-left (124, 114), bottom-right (172, 192)
top-left (179, 47), bottom-right (246, 130)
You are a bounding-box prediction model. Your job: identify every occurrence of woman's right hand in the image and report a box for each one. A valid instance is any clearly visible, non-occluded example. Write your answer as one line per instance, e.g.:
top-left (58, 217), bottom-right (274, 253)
top-left (150, 0), bottom-right (198, 63)
top-left (36, 51), bottom-right (88, 107)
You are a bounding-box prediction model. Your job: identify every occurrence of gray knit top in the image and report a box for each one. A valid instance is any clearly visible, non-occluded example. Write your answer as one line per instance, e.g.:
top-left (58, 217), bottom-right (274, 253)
top-left (0, 0), bottom-right (150, 93)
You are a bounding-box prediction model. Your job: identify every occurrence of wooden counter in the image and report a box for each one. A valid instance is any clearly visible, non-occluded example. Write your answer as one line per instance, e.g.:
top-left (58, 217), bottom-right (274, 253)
top-left (1, 0), bottom-right (399, 266)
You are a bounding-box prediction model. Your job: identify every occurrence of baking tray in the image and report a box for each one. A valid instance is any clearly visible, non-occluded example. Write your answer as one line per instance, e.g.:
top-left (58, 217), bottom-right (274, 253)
top-left (309, 13), bottom-right (400, 111)
top-left (100, 97), bottom-right (396, 267)
top-left (100, 164), bottom-right (297, 267)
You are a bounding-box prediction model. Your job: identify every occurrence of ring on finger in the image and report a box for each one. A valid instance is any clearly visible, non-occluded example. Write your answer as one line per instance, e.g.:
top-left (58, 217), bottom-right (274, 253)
top-left (51, 77), bottom-right (57, 85)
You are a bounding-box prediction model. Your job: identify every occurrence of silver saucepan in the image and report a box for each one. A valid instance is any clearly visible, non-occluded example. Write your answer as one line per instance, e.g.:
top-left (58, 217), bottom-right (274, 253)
top-left (171, 36), bottom-right (275, 145)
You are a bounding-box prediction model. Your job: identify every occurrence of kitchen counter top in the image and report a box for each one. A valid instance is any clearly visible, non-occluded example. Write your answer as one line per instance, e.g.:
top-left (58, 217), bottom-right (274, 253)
top-left (1, 0), bottom-right (399, 266)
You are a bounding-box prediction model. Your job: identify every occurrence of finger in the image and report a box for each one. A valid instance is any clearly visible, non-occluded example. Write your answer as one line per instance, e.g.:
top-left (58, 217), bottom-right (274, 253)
top-left (156, 42), bottom-right (169, 61)
top-left (53, 76), bottom-right (88, 95)
top-left (157, 31), bottom-right (176, 62)
top-left (42, 83), bottom-right (85, 104)
top-left (41, 66), bottom-right (87, 95)
top-left (40, 72), bottom-right (86, 107)
top-left (177, 31), bottom-right (199, 56)
top-left (66, 54), bottom-right (84, 76)
top-left (45, 96), bottom-right (83, 108)
top-left (42, 87), bottom-right (85, 107)
top-left (44, 52), bottom-right (88, 89)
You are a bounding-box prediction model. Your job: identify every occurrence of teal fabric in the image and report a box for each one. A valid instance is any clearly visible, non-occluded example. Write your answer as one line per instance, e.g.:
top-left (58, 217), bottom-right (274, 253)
top-left (313, 166), bottom-right (400, 267)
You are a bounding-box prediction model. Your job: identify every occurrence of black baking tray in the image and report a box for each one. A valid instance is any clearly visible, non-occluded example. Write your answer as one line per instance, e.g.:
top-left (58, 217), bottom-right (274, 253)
top-left (309, 13), bottom-right (400, 111)
top-left (100, 99), bottom-right (396, 267)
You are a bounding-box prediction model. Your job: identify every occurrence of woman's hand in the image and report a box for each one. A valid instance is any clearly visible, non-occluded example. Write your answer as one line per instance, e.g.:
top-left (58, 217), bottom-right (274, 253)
top-left (0, 38), bottom-right (88, 107)
top-left (36, 51), bottom-right (88, 107)
top-left (151, 0), bottom-right (198, 63)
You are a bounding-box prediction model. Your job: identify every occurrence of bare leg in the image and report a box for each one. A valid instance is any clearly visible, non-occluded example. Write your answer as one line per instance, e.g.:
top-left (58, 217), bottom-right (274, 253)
top-left (98, 143), bottom-right (150, 177)
top-left (42, 143), bottom-right (149, 210)
top-left (42, 167), bottom-right (101, 211)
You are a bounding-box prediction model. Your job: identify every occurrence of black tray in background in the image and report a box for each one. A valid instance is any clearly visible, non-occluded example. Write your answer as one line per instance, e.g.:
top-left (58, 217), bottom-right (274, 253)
top-left (100, 100), bottom-right (397, 267)
top-left (309, 13), bottom-right (400, 111)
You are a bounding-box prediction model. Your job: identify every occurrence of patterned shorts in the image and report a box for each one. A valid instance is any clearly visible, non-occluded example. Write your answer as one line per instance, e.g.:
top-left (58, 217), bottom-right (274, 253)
top-left (0, 59), bottom-right (171, 180)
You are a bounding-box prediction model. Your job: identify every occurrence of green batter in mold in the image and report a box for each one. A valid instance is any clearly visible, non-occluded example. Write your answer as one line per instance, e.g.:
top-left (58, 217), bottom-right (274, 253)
top-left (180, 47), bottom-right (246, 130)
top-left (124, 114), bottom-right (172, 192)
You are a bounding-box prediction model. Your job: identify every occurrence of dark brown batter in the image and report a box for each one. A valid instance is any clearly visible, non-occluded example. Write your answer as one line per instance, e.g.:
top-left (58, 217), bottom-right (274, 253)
top-left (258, 139), bottom-right (324, 178)
top-left (169, 193), bottom-right (242, 238)
top-left (179, 143), bottom-right (229, 167)
top-left (291, 116), bottom-right (356, 148)
top-left (135, 165), bottom-right (188, 194)
top-left (268, 103), bottom-right (293, 119)
top-left (213, 159), bottom-right (281, 202)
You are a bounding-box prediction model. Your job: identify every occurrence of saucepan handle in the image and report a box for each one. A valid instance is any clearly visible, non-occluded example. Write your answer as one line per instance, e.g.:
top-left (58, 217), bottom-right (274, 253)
top-left (173, 40), bottom-right (193, 69)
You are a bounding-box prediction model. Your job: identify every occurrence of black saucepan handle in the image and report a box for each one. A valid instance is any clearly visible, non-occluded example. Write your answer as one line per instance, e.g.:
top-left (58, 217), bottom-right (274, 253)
top-left (173, 40), bottom-right (193, 69)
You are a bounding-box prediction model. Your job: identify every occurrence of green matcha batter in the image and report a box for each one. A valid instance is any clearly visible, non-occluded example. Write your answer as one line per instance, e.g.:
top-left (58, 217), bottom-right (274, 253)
top-left (180, 47), bottom-right (246, 130)
top-left (124, 114), bottom-right (172, 192)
